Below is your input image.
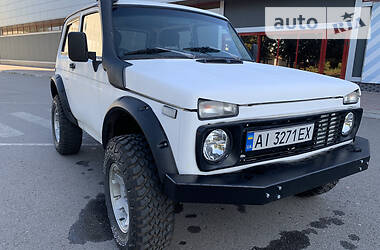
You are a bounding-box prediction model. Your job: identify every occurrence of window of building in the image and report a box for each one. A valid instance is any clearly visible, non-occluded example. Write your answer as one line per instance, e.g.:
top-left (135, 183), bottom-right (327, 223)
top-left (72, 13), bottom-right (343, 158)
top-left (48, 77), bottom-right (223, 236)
top-left (240, 32), bottom-right (350, 79)
top-left (297, 39), bottom-right (321, 73)
top-left (52, 26), bottom-right (61, 31)
top-left (30, 25), bottom-right (37, 33)
top-left (0, 19), bottom-right (63, 37)
top-left (37, 24), bottom-right (44, 32)
top-left (23, 26), bottom-right (30, 33)
top-left (62, 19), bottom-right (80, 54)
top-left (82, 12), bottom-right (103, 57)
top-left (324, 40), bottom-right (345, 78)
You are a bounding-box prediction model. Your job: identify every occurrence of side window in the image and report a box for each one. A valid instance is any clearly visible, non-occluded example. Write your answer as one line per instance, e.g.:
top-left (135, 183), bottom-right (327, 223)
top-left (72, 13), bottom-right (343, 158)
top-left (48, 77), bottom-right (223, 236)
top-left (62, 19), bottom-right (80, 54)
top-left (82, 12), bottom-right (103, 57)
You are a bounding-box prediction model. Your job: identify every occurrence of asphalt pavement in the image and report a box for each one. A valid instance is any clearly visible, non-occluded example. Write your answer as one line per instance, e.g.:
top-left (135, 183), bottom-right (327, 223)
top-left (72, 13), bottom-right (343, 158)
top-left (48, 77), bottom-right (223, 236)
top-left (0, 71), bottom-right (379, 250)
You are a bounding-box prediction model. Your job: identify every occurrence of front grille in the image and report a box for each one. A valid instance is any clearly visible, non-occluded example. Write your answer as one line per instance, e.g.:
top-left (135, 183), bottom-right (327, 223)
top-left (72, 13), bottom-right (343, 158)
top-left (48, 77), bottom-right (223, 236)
top-left (240, 112), bottom-right (348, 165)
top-left (314, 113), bottom-right (343, 148)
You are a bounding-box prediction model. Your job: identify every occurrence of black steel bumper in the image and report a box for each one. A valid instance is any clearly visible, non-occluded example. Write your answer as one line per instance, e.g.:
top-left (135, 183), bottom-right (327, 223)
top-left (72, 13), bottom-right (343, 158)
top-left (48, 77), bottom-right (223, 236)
top-left (164, 137), bottom-right (370, 205)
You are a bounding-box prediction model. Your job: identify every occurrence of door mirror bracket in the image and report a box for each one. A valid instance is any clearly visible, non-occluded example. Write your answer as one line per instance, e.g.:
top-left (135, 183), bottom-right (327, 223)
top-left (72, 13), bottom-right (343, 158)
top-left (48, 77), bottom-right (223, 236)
top-left (88, 52), bottom-right (102, 72)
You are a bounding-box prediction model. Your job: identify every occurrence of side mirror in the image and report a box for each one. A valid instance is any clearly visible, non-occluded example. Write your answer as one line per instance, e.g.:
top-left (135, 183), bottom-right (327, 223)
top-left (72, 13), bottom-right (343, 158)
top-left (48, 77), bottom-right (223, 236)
top-left (68, 32), bottom-right (89, 62)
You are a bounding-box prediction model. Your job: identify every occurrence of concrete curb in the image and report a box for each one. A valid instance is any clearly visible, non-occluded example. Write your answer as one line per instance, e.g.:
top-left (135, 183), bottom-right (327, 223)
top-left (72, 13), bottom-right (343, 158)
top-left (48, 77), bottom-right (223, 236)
top-left (0, 70), bottom-right (54, 78)
top-left (0, 60), bottom-right (55, 69)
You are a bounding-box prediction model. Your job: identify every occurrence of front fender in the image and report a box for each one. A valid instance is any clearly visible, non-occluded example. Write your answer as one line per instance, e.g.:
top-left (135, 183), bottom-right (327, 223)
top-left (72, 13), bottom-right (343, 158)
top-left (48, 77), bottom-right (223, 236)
top-left (103, 96), bottom-right (179, 178)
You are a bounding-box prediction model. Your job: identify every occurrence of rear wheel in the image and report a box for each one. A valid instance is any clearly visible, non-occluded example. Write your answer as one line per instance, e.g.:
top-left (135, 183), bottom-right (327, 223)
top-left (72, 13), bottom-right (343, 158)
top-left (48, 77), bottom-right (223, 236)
top-left (104, 134), bottom-right (174, 249)
top-left (51, 96), bottom-right (82, 155)
top-left (296, 181), bottom-right (339, 197)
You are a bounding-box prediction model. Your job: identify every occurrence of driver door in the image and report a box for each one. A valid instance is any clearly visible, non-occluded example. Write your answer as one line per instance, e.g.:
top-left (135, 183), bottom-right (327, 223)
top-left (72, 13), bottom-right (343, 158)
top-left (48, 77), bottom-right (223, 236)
top-left (67, 11), bottom-right (105, 139)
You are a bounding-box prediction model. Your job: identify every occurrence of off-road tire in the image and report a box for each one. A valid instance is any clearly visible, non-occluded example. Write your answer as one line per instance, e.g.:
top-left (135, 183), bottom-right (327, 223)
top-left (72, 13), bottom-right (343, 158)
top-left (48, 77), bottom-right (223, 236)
top-left (296, 181), bottom-right (339, 197)
top-left (104, 134), bottom-right (175, 250)
top-left (51, 96), bottom-right (82, 155)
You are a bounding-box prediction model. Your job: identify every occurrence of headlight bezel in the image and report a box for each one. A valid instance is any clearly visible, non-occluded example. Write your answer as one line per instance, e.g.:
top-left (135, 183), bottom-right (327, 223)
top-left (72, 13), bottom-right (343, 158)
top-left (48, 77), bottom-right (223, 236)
top-left (343, 89), bottom-right (361, 105)
top-left (198, 99), bottom-right (239, 120)
top-left (202, 129), bottom-right (232, 163)
top-left (341, 112), bottom-right (355, 136)
top-left (196, 124), bottom-right (242, 171)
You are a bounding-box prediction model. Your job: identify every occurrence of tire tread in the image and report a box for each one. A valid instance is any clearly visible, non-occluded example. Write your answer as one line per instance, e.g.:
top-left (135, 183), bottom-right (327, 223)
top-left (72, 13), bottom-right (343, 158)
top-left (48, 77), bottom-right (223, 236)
top-left (52, 96), bottom-right (82, 155)
top-left (104, 134), bottom-right (174, 250)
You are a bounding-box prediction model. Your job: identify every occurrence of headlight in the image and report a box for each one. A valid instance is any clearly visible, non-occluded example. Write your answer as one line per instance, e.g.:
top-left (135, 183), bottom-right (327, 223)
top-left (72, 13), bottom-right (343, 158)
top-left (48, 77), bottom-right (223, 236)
top-left (342, 112), bottom-right (355, 136)
top-left (343, 90), bottom-right (360, 105)
top-left (198, 100), bottom-right (238, 120)
top-left (203, 129), bottom-right (231, 162)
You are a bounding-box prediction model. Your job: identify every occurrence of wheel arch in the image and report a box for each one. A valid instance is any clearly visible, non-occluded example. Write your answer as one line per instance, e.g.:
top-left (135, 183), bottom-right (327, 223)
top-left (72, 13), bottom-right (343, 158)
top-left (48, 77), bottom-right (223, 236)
top-left (50, 74), bottom-right (78, 126)
top-left (102, 96), bottom-right (179, 179)
top-left (102, 106), bottom-right (143, 147)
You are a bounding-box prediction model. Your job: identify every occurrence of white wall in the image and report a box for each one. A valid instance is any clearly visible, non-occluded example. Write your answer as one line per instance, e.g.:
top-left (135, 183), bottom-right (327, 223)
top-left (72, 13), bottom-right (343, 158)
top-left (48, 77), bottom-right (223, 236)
top-left (0, 0), bottom-right (94, 27)
top-left (0, 0), bottom-right (184, 27)
top-left (208, 8), bottom-right (222, 15)
top-left (361, 2), bottom-right (380, 84)
top-left (0, 0), bottom-right (221, 27)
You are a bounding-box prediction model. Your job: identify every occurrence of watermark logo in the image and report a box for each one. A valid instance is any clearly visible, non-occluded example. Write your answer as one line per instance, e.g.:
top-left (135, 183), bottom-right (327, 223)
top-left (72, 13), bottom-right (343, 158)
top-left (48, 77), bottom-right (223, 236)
top-left (331, 11), bottom-right (367, 36)
top-left (274, 15), bottom-right (318, 30)
top-left (265, 7), bottom-right (371, 39)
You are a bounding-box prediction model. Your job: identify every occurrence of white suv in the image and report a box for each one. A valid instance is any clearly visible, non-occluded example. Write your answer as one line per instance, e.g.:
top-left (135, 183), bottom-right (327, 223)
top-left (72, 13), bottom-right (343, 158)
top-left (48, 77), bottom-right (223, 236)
top-left (51, 0), bottom-right (370, 249)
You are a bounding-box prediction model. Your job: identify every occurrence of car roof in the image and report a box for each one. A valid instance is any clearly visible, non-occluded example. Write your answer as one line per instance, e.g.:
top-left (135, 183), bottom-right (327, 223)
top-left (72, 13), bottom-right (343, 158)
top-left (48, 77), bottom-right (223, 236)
top-left (116, 1), bottom-right (226, 20)
top-left (65, 0), bottom-right (227, 23)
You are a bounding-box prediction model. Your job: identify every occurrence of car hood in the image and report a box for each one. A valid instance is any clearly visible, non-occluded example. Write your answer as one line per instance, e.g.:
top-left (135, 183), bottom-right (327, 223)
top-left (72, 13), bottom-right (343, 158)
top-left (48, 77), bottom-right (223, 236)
top-left (125, 59), bottom-right (359, 110)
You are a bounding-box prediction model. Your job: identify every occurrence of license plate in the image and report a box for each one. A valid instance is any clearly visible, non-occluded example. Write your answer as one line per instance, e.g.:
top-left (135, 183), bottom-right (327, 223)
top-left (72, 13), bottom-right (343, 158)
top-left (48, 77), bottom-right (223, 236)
top-left (245, 124), bottom-right (315, 152)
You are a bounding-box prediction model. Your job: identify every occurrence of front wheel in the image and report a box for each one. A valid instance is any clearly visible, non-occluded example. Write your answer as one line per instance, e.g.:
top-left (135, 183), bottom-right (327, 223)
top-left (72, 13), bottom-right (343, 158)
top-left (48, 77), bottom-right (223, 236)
top-left (51, 96), bottom-right (82, 155)
top-left (104, 134), bottom-right (174, 249)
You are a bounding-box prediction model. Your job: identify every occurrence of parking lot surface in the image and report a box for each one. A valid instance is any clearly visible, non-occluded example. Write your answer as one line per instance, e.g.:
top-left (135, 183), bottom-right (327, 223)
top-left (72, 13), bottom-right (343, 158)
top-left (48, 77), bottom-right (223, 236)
top-left (0, 72), bottom-right (379, 250)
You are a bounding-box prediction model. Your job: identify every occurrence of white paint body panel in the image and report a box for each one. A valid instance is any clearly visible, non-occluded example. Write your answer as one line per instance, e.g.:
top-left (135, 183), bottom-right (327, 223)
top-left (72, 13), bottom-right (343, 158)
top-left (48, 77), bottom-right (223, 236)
top-left (55, 3), bottom-right (361, 176)
top-left (125, 59), bottom-right (359, 109)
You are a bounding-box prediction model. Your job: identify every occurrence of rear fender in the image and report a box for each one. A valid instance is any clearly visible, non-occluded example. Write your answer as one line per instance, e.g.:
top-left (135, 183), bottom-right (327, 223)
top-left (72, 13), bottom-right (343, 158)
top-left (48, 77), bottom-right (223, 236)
top-left (50, 74), bottom-right (78, 126)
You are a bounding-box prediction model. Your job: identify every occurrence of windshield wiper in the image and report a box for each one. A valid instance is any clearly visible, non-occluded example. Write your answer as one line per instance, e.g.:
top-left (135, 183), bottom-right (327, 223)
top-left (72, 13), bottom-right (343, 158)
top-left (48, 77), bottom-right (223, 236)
top-left (124, 48), bottom-right (167, 56)
top-left (196, 57), bottom-right (243, 64)
top-left (184, 46), bottom-right (241, 60)
top-left (124, 47), bottom-right (194, 58)
top-left (183, 46), bottom-right (221, 53)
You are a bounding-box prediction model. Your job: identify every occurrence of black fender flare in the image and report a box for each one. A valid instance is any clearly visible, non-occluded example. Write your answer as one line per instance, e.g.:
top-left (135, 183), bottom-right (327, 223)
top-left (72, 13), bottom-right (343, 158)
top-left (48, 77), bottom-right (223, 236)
top-left (50, 74), bottom-right (78, 126)
top-left (103, 96), bottom-right (179, 178)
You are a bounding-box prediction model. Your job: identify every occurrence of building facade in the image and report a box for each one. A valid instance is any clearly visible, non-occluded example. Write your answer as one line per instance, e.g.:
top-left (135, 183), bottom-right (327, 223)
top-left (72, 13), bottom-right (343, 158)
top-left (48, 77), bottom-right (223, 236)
top-left (0, 0), bottom-right (378, 89)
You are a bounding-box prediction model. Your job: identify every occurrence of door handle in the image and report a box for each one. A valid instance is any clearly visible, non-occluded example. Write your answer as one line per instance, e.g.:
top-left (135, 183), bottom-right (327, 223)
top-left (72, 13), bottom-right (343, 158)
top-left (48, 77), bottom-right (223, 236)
top-left (69, 63), bottom-right (76, 70)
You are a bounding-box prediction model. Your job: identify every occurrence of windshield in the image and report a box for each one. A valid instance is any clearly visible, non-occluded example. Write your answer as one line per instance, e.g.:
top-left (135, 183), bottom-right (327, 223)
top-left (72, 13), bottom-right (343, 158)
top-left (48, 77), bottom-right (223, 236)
top-left (112, 6), bottom-right (252, 61)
